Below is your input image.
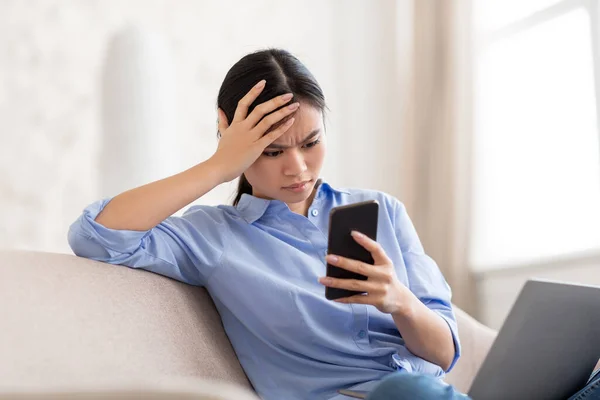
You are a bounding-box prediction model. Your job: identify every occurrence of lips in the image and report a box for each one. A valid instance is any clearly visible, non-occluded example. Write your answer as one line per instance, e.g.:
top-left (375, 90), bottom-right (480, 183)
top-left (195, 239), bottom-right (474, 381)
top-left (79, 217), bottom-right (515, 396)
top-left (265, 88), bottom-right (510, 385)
top-left (283, 180), bottom-right (312, 189)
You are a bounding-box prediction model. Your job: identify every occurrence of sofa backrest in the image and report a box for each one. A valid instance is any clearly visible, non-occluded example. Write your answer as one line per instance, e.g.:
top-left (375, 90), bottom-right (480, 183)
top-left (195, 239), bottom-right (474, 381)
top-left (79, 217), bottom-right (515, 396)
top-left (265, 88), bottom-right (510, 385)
top-left (0, 251), bottom-right (251, 390)
top-left (0, 250), bottom-right (502, 395)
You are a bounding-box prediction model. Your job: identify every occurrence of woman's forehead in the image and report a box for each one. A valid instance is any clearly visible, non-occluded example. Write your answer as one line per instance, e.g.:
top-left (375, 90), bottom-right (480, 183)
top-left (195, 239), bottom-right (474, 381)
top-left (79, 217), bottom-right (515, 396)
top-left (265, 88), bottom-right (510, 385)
top-left (271, 103), bottom-right (323, 146)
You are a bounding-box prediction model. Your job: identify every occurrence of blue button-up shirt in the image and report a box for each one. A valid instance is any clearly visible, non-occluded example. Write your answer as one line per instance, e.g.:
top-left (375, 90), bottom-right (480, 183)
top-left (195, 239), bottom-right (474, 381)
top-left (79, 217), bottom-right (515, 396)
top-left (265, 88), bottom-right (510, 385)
top-left (68, 180), bottom-right (460, 400)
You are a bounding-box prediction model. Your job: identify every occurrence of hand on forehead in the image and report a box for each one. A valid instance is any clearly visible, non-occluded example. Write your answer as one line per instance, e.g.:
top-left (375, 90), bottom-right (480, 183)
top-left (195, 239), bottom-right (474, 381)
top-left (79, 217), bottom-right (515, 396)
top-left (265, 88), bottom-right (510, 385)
top-left (267, 103), bottom-right (323, 148)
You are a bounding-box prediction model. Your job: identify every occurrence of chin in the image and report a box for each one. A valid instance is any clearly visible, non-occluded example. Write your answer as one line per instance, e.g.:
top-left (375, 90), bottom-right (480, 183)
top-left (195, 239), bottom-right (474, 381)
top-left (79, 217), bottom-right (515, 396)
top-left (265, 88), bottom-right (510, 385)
top-left (252, 179), bottom-right (317, 203)
top-left (280, 191), bottom-right (312, 204)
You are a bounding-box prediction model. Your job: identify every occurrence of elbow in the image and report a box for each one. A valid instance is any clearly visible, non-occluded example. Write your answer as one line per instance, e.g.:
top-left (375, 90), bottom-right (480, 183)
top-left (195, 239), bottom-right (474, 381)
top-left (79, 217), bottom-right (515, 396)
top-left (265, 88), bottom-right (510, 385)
top-left (67, 221), bottom-right (85, 256)
top-left (67, 225), bottom-right (90, 258)
top-left (441, 351), bottom-right (454, 373)
top-left (435, 314), bottom-right (458, 372)
top-left (441, 335), bottom-right (459, 372)
top-left (67, 224), bottom-right (111, 260)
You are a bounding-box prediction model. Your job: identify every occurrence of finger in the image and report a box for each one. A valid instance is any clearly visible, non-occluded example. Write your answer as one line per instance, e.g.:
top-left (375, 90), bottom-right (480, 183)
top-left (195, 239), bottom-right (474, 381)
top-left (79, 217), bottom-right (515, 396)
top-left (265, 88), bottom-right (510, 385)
top-left (325, 254), bottom-right (384, 279)
top-left (217, 108), bottom-right (229, 136)
top-left (245, 93), bottom-right (295, 128)
top-left (256, 117), bottom-right (295, 148)
top-left (233, 79), bottom-right (266, 123)
top-left (318, 276), bottom-right (376, 293)
top-left (253, 102), bottom-right (300, 136)
top-left (351, 231), bottom-right (392, 265)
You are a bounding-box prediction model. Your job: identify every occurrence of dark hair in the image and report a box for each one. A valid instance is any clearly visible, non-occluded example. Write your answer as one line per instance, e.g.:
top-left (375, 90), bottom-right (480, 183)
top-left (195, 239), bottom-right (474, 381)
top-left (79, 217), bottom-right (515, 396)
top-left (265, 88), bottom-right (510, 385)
top-left (216, 48), bottom-right (327, 206)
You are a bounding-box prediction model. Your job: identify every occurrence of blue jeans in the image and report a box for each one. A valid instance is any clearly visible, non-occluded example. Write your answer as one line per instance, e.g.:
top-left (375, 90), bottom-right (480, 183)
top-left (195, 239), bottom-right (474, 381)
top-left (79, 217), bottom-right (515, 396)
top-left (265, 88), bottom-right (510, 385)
top-left (569, 369), bottom-right (600, 400)
top-left (366, 368), bottom-right (600, 400)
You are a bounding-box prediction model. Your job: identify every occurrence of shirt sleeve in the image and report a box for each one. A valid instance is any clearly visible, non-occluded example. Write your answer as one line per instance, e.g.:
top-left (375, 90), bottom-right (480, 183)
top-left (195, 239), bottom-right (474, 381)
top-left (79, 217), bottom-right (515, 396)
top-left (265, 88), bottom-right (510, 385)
top-left (392, 199), bottom-right (462, 372)
top-left (67, 198), bottom-right (227, 287)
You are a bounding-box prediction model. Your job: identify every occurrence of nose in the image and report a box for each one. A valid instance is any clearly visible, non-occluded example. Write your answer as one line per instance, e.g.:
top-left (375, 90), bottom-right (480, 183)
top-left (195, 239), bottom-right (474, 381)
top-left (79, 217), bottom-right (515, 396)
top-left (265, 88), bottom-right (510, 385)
top-left (283, 148), bottom-right (307, 176)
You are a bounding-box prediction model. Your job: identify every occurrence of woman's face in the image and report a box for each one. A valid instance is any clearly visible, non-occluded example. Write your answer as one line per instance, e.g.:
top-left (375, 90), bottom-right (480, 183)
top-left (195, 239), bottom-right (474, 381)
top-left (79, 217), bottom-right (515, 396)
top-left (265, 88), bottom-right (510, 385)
top-left (244, 102), bottom-right (326, 209)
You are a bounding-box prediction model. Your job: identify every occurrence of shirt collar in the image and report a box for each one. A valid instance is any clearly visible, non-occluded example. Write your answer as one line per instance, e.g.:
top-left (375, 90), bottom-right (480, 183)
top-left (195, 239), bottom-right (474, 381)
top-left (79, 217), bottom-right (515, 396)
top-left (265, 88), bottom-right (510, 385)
top-left (236, 178), bottom-right (349, 223)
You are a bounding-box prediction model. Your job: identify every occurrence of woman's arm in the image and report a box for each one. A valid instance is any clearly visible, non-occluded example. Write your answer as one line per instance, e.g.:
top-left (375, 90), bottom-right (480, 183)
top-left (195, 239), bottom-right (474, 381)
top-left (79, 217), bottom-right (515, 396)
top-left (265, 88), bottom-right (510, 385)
top-left (321, 234), bottom-right (457, 371)
top-left (391, 289), bottom-right (455, 371)
top-left (69, 82), bottom-right (299, 285)
top-left (319, 197), bottom-right (460, 372)
top-left (94, 159), bottom-right (224, 231)
top-left (95, 80), bottom-right (299, 232)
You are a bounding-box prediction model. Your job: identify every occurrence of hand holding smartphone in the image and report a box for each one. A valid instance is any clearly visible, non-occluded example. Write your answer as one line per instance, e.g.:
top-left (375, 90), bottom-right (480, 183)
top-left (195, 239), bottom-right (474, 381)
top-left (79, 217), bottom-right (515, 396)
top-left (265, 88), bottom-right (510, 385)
top-left (325, 200), bottom-right (379, 300)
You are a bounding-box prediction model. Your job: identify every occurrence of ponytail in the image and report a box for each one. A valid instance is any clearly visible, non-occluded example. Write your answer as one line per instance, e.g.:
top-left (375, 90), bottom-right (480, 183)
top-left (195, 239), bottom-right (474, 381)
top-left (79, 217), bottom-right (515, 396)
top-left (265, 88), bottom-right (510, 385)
top-left (233, 174), bottom-right (253, 206)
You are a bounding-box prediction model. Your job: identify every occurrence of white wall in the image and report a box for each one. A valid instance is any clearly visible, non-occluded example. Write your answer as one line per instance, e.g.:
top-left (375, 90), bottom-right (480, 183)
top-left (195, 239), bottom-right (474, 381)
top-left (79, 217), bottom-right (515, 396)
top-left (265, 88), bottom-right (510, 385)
top-left (0, 0), bottom-right (412, 254)
top-left (477, 252), bottom-right (600, 329)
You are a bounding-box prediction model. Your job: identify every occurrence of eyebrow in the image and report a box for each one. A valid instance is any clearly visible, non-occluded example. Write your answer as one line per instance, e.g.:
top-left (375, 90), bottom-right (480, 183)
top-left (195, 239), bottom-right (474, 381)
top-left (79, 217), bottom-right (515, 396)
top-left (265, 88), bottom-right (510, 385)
top-left (266, 129), bottom-right (321, 150)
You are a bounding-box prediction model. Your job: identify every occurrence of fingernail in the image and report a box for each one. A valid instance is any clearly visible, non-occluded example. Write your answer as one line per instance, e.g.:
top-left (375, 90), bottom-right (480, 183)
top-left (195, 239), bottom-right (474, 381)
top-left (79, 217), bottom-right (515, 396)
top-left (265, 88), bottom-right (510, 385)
top-left (319, 277), bottom-right (331, 284)
top-left (281, 93), bottom-right (293, 101)
top-left (284, 117), bottom-right (295, 126)
top-left (326, 255), bottom-right (339, 263)
top-left (351, 231), bottom-right (364, 238)
top-left (288, 102), bottom-right (299, 110)
top-left (255, 80), bottom-right (266, 89)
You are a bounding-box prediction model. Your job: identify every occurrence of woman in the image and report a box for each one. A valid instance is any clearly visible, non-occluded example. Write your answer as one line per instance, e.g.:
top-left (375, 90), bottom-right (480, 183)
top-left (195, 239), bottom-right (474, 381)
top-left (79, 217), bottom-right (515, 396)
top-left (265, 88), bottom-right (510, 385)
top-left (68, 48), bottom-right (466, 399)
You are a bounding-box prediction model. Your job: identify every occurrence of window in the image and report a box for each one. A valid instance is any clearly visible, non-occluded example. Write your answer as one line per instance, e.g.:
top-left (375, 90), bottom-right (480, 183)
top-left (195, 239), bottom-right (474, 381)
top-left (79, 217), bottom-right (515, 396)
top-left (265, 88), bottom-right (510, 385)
top-left (470, 0), bottom-right (600, 269)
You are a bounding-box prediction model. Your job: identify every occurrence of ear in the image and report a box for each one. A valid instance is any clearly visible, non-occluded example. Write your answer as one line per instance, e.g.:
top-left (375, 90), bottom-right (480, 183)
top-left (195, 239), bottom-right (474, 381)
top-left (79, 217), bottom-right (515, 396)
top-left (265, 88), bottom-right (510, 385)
top-left (217, 108), bottom-right (229, 137)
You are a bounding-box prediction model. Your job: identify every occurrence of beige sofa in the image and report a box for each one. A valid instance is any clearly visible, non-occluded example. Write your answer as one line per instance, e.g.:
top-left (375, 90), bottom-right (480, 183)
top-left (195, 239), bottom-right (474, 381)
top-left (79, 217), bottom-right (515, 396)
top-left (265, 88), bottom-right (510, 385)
top-left (0, 250), bottom-right (497, 399)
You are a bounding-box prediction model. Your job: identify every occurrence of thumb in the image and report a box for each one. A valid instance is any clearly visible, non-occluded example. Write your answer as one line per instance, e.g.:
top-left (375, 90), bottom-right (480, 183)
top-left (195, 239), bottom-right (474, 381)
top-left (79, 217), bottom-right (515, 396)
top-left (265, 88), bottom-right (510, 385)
top-left (217, 108), bottom-right (230, 136)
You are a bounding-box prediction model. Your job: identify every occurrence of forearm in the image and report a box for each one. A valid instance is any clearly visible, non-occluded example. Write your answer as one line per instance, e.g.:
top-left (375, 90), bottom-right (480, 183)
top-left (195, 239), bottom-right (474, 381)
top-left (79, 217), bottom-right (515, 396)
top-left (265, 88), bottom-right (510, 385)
top-left (392, 290), bottom-right (455, 371)
top-left (95, 158), bottom-right (224, 231)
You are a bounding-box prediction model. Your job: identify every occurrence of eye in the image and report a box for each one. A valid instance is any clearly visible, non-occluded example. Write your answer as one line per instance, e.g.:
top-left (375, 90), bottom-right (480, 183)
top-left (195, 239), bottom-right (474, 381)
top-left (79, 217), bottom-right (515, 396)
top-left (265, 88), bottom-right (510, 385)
top-left (263, 150), bottom-right (282, 158)
top-left (303, 139), bottom-right (321, 149)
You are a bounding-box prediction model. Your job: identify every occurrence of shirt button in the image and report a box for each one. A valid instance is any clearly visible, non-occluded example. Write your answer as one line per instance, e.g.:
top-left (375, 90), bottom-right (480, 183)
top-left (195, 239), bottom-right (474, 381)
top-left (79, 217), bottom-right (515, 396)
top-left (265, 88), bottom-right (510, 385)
top-left (311, 209), bottom-right (319, 217)
top-left (357, 330), bottom-right (366, 339)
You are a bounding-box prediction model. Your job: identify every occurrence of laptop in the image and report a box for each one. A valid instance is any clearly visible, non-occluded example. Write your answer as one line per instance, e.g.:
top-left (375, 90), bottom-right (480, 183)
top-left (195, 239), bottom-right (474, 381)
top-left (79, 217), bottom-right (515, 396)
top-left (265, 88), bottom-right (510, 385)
top-left (338, 279), bottom-right (600, 399)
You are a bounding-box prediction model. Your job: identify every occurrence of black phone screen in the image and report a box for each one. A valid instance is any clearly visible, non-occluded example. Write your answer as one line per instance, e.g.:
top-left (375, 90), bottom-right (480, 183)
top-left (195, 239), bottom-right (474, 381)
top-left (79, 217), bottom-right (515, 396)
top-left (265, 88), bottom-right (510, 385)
top-left (325, 200), bottom-right (379, 300)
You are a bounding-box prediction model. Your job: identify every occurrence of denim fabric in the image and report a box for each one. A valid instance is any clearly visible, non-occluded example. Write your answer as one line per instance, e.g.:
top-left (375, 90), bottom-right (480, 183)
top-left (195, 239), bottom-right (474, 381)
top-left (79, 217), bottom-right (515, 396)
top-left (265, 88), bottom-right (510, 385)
top-left (366, 368), bottom-right (600, 400)
top-left (568, 368), bottom-right (600, 400)
top-left (366, 371), bottom-right (469, 400)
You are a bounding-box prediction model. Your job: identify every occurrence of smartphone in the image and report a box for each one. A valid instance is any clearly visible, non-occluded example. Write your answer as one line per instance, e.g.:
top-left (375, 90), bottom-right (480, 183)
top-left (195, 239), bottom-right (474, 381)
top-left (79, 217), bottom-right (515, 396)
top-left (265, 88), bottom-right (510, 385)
top-left (326, 200), bottom-right (379, 300)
